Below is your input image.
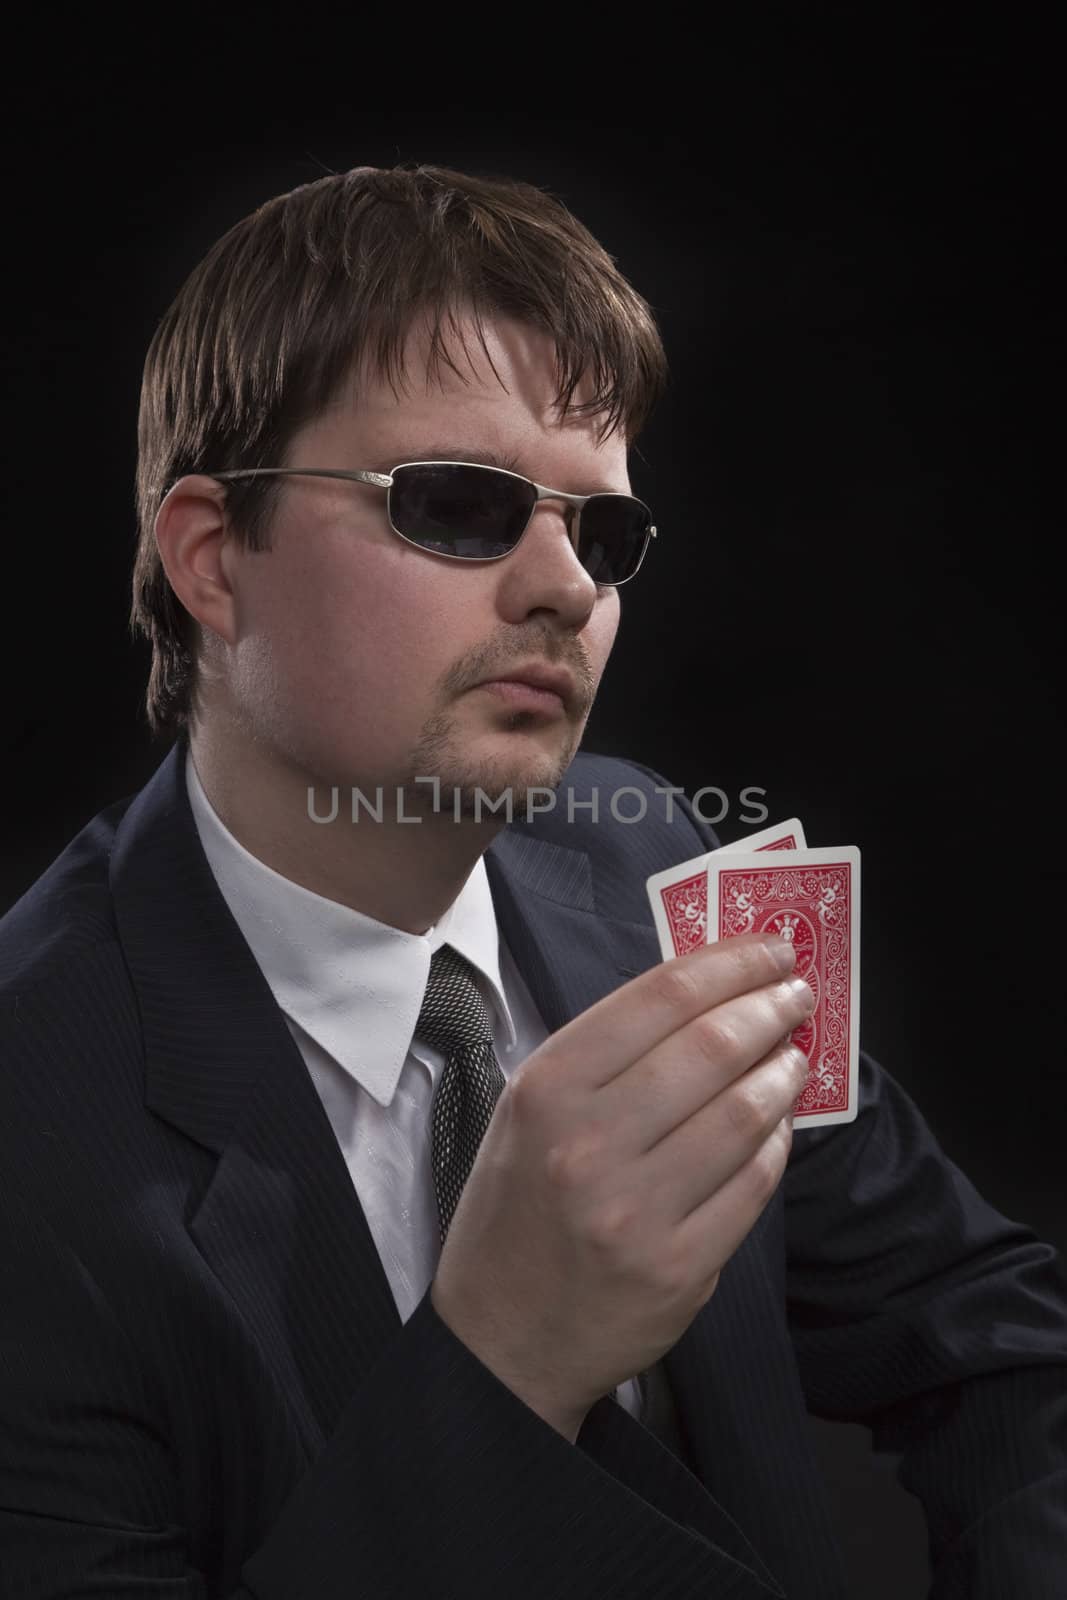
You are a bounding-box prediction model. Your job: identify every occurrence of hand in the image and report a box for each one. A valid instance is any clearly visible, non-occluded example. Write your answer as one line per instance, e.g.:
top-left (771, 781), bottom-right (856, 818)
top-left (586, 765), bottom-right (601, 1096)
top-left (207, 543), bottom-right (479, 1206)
top-left (430, 931), bottom-right (813, 1438)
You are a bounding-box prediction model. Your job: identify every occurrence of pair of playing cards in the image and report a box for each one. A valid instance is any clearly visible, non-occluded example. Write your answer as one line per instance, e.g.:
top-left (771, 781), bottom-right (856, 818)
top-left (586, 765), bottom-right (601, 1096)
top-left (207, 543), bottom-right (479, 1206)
top-left (646, 819), bottom-right (860, 1128)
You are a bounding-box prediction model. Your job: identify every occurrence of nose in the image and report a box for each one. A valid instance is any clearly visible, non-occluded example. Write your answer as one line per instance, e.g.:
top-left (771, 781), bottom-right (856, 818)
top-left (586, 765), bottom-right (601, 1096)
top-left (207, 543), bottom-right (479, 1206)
top-left (494, 496), bottom-right (602, 625)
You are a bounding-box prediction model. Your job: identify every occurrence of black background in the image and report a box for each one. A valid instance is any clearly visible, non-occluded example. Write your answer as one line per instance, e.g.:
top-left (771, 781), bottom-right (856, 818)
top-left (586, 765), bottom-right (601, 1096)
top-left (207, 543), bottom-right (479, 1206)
top-left (2, 11), bottom-right (1063, 1592)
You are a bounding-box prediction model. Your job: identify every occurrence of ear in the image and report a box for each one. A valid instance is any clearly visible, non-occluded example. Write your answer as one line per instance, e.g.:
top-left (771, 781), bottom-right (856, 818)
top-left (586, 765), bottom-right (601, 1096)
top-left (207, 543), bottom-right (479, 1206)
top-left (154, 475), bottom-right (241, 646)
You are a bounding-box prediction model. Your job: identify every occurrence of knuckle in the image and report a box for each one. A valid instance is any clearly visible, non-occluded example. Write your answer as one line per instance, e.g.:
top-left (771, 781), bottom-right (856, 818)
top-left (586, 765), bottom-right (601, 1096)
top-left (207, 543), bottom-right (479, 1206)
top-left (736, 936), bottom-right (785, 988)
top-left (656, 1236), bottom-right (695, 1298)
top-left (505, 1064), bottom-right (544, 1129)
top-left (543, 1141), bottom-right (575, 1188)
top-left (753, 1137), bottom-right (788, 1200)
top-left (693, 1011), bottom-right (743, 1066)
top-left (726, 1078), bottom-right (775, 1141)
top-left (544, 1128), bottom-right (601, 1190)
top-left (787, 1044), bottom-right (809, 1083)
top-left (588, 1191), bottom-right (639, 1252)
top-left (648, 958), bottom-right (703, 1013)
top-left (747, 938), bottom-right (784, 981)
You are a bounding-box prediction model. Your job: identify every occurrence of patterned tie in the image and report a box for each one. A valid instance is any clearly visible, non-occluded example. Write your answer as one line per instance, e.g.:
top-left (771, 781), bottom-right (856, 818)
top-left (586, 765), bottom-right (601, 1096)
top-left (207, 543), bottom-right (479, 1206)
top-left (415, 943), bottom-right (508, 1245)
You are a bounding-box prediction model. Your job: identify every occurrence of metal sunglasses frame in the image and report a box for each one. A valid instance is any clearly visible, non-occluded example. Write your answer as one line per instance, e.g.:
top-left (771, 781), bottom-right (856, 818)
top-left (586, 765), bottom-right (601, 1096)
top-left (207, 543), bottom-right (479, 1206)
top-left (203, 461), bottom-right (657, 586)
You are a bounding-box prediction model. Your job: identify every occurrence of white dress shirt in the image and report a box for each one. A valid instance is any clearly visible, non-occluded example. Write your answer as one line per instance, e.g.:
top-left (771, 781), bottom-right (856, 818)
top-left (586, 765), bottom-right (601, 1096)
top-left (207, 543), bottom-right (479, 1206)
top-left (184, 747), bottom-right (642, 1423)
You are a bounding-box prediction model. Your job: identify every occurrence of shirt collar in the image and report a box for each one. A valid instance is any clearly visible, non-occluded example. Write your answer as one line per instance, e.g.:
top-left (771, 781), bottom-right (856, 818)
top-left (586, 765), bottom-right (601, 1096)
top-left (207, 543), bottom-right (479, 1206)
top-left (183, 746), bottom-right (518, 1108)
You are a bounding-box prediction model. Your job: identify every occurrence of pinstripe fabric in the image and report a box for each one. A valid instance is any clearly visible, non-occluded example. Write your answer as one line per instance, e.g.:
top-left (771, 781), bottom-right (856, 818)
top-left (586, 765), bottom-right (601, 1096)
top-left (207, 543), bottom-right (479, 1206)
top-left (1, 735), bottom-right (1065, 1597)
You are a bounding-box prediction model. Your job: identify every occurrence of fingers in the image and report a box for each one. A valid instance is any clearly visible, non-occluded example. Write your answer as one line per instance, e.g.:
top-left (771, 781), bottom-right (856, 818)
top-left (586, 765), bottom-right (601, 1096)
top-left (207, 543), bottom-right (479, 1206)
top-left (576, 934), bottom-right (797, 1093)
top-left (601, 970), bottom-right (814, 1158)
top-left (662, 1037), bottom-right (808, 1231)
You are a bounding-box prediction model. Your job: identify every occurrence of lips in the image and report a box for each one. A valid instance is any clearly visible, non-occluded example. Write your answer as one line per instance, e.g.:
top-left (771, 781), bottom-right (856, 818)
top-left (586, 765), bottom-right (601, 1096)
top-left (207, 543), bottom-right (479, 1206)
top-left (475, 663), bottom-right (576, 708)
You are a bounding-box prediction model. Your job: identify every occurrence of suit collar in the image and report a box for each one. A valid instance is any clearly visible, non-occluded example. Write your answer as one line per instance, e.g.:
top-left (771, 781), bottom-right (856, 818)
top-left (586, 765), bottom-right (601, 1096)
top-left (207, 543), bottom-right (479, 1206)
top-left (111, 736), bottom-right (658, 1157)
top-left (182, 744), bottom-right (521, 1109)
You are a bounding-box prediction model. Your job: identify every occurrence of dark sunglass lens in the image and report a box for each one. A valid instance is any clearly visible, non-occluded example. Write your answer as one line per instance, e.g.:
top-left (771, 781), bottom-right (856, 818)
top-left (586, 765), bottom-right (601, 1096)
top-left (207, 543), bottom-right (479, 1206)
top-left (390, 464), bottom-right (532, 557)
top-left (578, 496), bottom-right (651, 584)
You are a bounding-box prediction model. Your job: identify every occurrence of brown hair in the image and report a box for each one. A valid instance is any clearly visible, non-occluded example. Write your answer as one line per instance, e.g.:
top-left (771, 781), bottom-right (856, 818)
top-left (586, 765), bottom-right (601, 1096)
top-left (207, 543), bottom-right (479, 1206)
top-left (130, 161), bottom-right (670, 739)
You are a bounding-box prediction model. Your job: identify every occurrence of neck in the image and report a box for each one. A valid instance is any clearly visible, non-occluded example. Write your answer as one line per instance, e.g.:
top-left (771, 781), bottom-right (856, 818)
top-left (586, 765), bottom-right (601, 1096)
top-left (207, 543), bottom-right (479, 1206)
top-left (186, 721), bottom-right (511, 937)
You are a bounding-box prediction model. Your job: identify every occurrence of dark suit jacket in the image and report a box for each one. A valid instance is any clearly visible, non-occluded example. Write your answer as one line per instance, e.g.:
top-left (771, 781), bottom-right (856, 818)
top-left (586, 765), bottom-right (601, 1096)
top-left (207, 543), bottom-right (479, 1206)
top-left (2, 734), bottom-right (1066, 1598)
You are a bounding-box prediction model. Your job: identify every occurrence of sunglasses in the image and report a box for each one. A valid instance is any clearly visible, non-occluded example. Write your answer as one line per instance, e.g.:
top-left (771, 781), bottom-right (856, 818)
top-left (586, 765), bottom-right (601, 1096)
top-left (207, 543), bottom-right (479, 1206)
top-left (204, 460), bottom-right (657, 586)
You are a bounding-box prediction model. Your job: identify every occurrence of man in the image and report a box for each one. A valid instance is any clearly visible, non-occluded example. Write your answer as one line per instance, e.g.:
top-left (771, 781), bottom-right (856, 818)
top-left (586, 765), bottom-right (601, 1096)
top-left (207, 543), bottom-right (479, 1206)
top-left (1, 162), bottom-right (1065, 1598)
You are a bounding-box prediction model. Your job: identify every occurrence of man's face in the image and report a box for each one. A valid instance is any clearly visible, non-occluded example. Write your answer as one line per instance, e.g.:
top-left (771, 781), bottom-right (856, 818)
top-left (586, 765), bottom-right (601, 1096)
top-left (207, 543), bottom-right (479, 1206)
top-left (211, 307), bottom-right (628, 816)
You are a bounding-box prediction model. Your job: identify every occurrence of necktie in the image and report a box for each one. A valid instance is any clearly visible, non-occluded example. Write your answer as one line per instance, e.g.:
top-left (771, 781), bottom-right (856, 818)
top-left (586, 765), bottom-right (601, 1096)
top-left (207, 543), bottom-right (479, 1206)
top-left (414, 946), bottom-right (697, 1468)
top-left (415, 943), bottom-right (507, 1245)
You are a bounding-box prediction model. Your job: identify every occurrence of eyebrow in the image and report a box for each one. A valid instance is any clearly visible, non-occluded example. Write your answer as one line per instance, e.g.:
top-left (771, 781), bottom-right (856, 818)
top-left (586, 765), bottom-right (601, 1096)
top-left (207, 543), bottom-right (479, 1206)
top-left (381, 444), bottom-right (624, 496)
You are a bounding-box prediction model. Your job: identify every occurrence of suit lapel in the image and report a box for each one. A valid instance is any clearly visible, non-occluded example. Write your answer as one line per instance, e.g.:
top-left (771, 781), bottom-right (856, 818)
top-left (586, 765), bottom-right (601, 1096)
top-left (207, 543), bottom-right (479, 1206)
top-left (483, 825), bottom-right (659, 1032)
top-left (110, 740), bottom-right (401, 1452)
top-left (484, 818), bottom-right (797, 1508)
top-left (109, 740), bottom-right (660, 1451)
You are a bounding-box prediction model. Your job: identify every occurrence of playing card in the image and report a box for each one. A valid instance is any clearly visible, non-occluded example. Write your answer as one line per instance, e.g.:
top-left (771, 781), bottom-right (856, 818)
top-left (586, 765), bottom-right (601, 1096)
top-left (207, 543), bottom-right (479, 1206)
top-left (705, 847), bottom-right (861, 1128)
top-left (645, 817), bottom-right (807, 962)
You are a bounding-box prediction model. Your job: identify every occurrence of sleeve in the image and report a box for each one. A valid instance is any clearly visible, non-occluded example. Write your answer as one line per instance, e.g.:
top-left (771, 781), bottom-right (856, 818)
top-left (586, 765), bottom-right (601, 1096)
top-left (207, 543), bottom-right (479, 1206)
top-left (782, 1049), bottom-right (1067, 1598)
top-left (622, 756), bottom-right (1067, 1595)
top-left (0, 1165), bottom-right (784, 1599)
